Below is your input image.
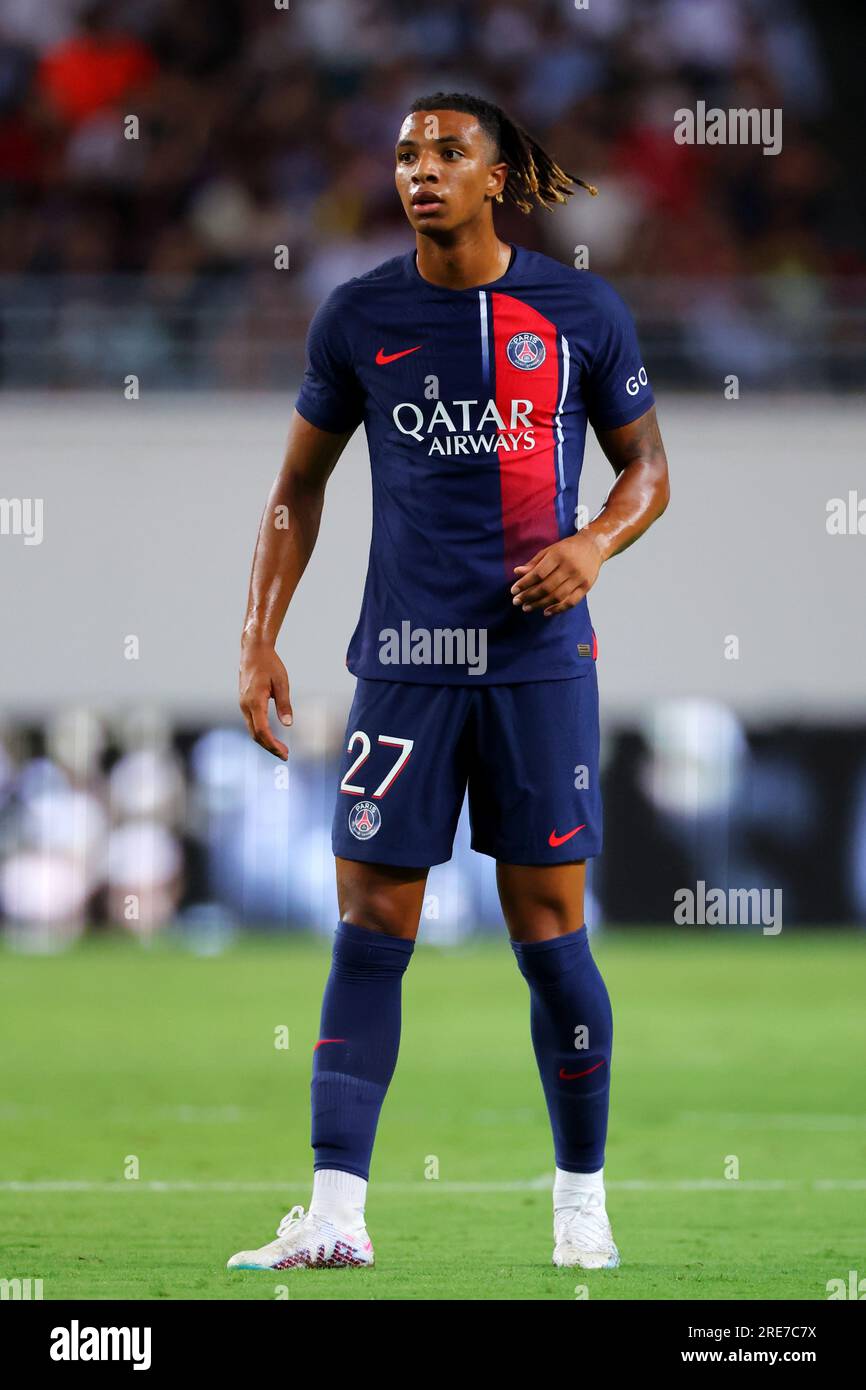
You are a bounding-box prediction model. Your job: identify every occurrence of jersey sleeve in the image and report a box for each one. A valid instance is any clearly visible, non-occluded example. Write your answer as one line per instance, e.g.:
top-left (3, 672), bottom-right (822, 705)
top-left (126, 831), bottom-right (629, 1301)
top-left (582, 278), bottom-right (655, 431)
top-left (294, 288), bottom-right (365, 434)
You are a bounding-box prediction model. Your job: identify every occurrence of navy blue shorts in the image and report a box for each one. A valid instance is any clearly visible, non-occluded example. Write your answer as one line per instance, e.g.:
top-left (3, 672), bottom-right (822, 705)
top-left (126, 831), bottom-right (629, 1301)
top-left (331, 670), bottom-right (602, 867)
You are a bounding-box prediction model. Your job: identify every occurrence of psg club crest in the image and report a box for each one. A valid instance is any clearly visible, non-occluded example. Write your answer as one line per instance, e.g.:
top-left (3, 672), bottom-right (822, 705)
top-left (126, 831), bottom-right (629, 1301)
top-left (348, 800), bottom-right (381, 841)
top-left (506, 331), bottom-right (547, 371)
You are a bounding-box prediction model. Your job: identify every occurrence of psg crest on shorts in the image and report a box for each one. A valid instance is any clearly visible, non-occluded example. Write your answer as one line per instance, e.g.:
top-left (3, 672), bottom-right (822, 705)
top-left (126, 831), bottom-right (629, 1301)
top-left (506, 331), bottom-right (546, 371)
top-left (348, 799), bottom-right (381, 840)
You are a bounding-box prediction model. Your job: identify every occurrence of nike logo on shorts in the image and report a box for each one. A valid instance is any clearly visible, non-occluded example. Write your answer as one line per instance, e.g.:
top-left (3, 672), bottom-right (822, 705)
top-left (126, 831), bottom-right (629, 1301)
top-left (548, 824), bottom-right (586, 847)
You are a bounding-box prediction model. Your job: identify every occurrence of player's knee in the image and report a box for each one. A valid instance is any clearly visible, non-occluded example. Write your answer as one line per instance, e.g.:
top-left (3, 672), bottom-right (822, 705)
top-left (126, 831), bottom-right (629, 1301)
top-left (502, 891), bottom-right (583, 943)
top-left (336, 859), bottom-right (423, 940)
top-left (339, 887), bottom-right (416, 940)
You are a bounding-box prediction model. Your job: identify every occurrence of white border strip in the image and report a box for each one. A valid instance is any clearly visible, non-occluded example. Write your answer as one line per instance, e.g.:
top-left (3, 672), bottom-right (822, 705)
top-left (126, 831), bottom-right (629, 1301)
top-left (555, 333), bottom-right (570, 497)
top-left (479, 291), bottom-right (490, 384)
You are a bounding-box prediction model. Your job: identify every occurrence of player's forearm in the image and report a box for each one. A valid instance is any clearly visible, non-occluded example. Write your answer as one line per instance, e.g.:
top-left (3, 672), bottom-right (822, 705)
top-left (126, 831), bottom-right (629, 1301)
top-left (585, 407), bottom-right (670, 563)
top-left (584, 455), bottom-right (669, 563)
top-left (241, 412), bottom-right (353, 651)
top-left (241, 472), bottom-right (326, 649)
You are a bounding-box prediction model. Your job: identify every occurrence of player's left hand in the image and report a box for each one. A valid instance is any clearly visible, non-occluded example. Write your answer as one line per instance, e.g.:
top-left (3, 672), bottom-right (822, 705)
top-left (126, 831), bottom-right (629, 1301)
top-left (511, 531), bottom-right (605, 617)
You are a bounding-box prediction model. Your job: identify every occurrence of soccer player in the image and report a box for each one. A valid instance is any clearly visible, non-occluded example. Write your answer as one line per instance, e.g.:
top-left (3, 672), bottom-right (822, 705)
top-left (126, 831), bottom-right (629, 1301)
top-left (229, 93), bottom-right (669, 1273)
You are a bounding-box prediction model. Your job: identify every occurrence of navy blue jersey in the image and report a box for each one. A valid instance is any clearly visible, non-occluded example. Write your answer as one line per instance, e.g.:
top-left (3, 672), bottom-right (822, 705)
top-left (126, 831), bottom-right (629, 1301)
top-left (295, 244), bottom-right (654, 684)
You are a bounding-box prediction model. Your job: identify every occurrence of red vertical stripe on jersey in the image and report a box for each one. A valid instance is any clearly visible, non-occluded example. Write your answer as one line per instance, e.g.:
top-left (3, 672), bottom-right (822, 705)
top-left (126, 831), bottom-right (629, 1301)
top-left (491, 293), bottom-right (560, 576)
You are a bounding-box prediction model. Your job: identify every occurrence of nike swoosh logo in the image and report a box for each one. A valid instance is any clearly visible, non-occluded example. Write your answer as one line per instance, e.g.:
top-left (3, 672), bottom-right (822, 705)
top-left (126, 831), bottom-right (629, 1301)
top-left (548, 824), bottom-right (586, 847)
top-left (313, 1038), bottom-right (346, 1051)
top-left (375, 346), bottom-right (422, 364)
top-left (559, 1060), bottom-right (606, 1081)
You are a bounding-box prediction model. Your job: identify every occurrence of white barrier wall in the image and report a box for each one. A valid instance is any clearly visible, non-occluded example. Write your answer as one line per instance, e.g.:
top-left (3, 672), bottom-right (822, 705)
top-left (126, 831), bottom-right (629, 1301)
top-left (2, 391), bottom-right (863, 719)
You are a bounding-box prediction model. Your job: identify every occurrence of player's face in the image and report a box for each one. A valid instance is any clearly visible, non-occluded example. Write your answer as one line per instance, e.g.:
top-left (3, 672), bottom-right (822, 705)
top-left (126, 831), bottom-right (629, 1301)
top-left (395, 110), bottom-right (507, 235)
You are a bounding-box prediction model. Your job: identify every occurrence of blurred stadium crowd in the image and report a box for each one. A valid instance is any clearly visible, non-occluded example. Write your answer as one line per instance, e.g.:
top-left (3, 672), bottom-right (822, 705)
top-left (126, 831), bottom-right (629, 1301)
top-left (0, 0), bottom-right (863, 386)
top-left (2, 1), bottom-right (864, 942)
top-left (3, 702), bottom-right (866, 944)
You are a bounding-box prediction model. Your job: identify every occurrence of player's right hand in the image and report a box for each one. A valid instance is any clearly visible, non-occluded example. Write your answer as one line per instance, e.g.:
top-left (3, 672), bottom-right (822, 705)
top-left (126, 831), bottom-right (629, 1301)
top-left (239, 640), bottom-right (293, 760)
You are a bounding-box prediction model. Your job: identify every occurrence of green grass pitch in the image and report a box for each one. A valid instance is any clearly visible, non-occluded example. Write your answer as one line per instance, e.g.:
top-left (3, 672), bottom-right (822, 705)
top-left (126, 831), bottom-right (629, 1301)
top-left (1, 929), bottom-right (864, 1301)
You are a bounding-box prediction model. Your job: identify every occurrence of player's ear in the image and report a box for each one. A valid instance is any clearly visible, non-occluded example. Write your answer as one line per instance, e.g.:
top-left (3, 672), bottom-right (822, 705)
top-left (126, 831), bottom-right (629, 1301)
top-left (487, 162), bottom-right (508, 203)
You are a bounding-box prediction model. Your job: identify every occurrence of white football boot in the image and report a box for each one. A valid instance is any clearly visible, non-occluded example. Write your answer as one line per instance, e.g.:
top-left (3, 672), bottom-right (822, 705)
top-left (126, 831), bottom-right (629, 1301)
top-left (553, 1192), bottom-right (620, 1269)
top-left (226, 1204), bottom-right (374, 1271)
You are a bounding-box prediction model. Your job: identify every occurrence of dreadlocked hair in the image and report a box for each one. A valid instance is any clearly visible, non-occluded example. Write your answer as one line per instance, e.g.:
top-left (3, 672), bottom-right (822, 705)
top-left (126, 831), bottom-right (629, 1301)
top-left (407, 91), bottom-right (597, 213)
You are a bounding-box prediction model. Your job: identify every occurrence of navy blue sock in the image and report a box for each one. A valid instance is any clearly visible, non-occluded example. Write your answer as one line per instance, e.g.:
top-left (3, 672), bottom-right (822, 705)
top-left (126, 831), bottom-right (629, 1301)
top-left (311, 921), bottom-right (414, 1180)
top-left (511, 928), bottom-right (612, 1173)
